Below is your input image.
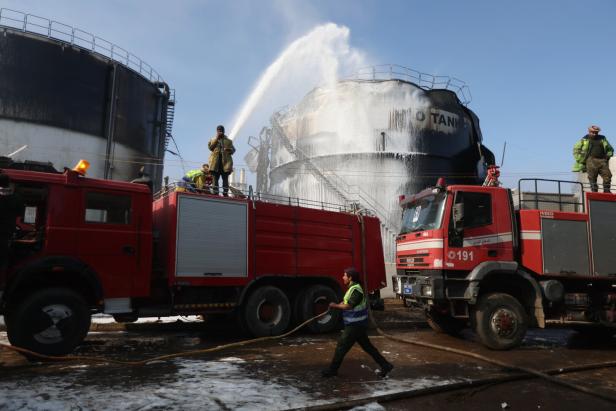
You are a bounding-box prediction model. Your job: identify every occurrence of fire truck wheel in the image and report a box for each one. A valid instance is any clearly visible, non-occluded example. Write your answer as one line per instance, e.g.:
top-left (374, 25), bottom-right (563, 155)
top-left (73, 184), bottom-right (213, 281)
top-left (426, 309), bottom-right (466, 336)
top-left (298, 285), bottom-right (340, 333)
top-left (6, 287), bottom-right (91, 356)
top-left (243, 286), bottom-right (291, 337)
top-left (473, 292), bottom-right (528, 350)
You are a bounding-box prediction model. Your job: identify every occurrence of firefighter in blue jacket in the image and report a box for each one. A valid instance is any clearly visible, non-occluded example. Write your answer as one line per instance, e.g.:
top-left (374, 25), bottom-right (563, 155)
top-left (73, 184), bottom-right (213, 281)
top-left (573, 125), bottom-right (614, 192)
top-left (321, 267), bottom-right (393, 378)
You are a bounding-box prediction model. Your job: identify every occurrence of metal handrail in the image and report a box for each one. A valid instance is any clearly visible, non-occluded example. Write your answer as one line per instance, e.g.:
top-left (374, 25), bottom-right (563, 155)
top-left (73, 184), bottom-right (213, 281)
top-left (343, 64), bottom-right (472, 105)
top-left (0, 8), bottom-right (164, 84)
top-left (517, 178), bottom-right (585, 212)
top-left (270, 113), bottom-right (399, 233)
top-left (154, 181), bottom-right (378, 216)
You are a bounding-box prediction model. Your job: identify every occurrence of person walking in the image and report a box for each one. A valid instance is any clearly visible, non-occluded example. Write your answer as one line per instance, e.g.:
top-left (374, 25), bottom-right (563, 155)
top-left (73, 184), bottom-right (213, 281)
top-left (321, 267), bottom-right (393, 378)
top-left (208, 125), bottom-right (235, 196)
top-left (573, 125), bottom-right (614, 193)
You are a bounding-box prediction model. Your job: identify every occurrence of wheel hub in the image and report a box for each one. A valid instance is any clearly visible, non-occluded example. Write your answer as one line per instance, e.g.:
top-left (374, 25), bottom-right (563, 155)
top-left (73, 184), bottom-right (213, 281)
top-left (257, 299), bottom-right (282, 325)
top-left (34, 304), bottom-right (73, 344)
top-left (490, 308), bottom-right (518, 338)
top-left (312, 296), bottom-right (332, 325)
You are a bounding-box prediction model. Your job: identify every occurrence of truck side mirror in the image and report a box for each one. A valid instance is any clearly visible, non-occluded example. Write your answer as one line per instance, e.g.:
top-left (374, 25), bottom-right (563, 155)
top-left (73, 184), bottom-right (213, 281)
top-left (452, 202), bottom-right (464, 232)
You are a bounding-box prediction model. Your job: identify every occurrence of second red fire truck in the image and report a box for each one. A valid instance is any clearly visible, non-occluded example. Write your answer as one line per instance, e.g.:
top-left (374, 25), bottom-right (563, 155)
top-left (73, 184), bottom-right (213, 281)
top-left (395, 173), bottom-right (616, 349)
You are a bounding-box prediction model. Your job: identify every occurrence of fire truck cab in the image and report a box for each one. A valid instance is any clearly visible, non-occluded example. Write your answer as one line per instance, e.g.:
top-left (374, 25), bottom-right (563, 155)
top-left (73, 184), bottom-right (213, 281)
top-left (395, 178), bottom-right (616, 350)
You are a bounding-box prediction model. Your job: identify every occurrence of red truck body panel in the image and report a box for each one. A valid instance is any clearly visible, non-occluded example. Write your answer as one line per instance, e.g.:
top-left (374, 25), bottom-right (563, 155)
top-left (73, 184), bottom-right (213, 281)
top-left (153, 191), bottom-right (386, 293)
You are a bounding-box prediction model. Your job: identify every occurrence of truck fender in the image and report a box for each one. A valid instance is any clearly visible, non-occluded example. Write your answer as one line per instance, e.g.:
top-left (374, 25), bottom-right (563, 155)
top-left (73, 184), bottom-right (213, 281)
top-left (4, 256), bottom-right (103, 306)
top-left (464, 261), bottom-right (545, 328)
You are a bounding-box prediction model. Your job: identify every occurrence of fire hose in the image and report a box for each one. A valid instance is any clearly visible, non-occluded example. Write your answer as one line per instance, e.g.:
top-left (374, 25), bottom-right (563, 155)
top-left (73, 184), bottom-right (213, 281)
top-left (0, 310), bottom-right (330, 366)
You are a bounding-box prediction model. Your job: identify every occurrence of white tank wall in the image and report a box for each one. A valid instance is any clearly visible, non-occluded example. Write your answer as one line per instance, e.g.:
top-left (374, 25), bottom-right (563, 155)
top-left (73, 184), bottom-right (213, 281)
top-left (0, 118), bottom-right (147, 182)
top-left (272, 81), bottom-right (467, 170)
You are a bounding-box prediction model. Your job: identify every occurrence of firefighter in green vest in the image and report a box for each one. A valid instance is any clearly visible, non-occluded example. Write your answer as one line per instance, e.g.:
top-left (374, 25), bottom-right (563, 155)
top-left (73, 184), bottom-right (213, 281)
top-left (321, 267), bottom-right (393, 378)
top-left (182, 164), bottom-right (212, 192)
top-left (572, 125), bottom-right (614, 192)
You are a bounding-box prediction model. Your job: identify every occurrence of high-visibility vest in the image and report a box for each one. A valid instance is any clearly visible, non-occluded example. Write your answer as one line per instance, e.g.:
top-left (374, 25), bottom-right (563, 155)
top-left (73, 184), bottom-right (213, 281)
top-left (185, 169), bottom-right (204, 180)
top-left (342, 282), bottom-right (368, 326)
top-left (572, 136), bottom-right (614, 172)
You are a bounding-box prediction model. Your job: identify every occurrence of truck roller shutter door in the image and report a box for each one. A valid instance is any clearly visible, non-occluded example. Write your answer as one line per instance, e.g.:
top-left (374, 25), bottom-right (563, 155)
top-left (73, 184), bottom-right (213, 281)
top-left (175, 196), bottom-right (248, 277)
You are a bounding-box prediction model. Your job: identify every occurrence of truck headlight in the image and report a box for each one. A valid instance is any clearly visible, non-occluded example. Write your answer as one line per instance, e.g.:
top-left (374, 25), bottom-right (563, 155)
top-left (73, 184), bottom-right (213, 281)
top-left (421, 285), bottom-right (433, 297)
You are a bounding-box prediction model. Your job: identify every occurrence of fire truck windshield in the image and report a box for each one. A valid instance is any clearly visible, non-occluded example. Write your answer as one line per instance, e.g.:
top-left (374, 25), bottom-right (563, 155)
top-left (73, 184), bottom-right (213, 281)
top-left (400, 192), bottom-right (447, 234)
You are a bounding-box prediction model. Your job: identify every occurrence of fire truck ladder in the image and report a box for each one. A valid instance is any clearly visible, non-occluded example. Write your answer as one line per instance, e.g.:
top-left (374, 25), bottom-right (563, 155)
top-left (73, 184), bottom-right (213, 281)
top-left (269, 113), bottom-right (399, 255)
top-left (164, 89), bottom-right (176, 150)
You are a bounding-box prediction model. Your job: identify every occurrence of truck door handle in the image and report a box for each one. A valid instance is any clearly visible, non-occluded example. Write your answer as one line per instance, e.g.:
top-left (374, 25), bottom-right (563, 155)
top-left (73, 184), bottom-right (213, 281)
top-left (488, 249), bottom-right (498, 257)
top-left (122, 245), bottom-right (136, 255)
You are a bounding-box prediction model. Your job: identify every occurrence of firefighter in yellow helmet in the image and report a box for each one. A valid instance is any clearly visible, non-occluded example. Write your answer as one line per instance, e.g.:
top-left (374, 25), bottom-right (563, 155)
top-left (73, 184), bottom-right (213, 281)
top-left (321, 267), bottom-right (393, 378)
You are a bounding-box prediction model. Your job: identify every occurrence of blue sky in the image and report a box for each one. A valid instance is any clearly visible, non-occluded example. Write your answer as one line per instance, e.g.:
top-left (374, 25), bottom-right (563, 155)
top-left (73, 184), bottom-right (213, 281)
top-left (2, 0), bottom-right (615, 188)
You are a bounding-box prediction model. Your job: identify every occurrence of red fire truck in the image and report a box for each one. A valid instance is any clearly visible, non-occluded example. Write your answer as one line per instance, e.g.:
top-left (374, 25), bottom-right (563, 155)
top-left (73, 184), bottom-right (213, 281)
top-left (395, 176), bottom-right (616, 350)
top-left (0, 159), bottom-right (386, 355)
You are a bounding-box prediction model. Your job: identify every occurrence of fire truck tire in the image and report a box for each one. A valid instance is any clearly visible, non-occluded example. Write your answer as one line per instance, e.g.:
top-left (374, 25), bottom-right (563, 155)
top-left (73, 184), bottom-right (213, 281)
top-left (298, 285), bottom-right (340, 333)
top-left (243, 286), bottom-right (291, 337)
top-left (426, 310), bottom-right (466, 336)
top-left (473, 292), bottom-right (528, 350)
top-left (6, 287), bottom-right (91, 356)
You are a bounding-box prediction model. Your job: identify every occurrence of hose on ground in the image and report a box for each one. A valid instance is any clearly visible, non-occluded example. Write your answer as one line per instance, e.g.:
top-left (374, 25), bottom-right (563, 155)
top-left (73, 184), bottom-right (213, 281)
top-left (293, 358), bottom-right (616, 411)
top-left (367, 310), bottom-right (616, 404)
top-left (0, 310), bottom-right (330, 366)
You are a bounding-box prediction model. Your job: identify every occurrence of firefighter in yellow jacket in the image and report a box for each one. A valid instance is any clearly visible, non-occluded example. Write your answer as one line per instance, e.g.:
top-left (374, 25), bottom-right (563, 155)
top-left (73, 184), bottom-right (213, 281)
top-left (572, 125), bottom-right (614, 193)
top-left (321, 267), bottom-right (393, 378)
top-left (208, 125), bottom-right (236, 196)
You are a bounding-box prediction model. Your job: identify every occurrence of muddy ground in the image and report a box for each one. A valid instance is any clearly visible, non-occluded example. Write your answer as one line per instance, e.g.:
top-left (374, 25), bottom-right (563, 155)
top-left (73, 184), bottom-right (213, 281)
top-left (1, 299), bottom-right (616, 410)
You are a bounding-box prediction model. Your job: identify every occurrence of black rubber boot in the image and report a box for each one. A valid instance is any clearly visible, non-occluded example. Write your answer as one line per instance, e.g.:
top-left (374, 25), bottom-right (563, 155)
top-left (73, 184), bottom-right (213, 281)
top-left (321, 368), bottom-right (338, 378)
top-left (377, 362), bottom-right (394, 378)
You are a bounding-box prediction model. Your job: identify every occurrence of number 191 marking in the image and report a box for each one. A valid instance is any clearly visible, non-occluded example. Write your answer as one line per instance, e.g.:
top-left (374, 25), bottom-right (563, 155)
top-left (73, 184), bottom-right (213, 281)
top-left (448, 250), bottom-right (474, 261)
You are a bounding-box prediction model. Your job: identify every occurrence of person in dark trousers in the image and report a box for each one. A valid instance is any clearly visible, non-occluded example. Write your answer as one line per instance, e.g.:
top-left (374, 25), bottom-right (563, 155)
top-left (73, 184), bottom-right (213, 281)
top-left (208, 125), bottom-right (236, 196)
top-left (572, 125), bottom-right (614, 192)
top-left (0, 174), bottom-right (23, 275)
top-left (321, 267), bottom-right (393, 378)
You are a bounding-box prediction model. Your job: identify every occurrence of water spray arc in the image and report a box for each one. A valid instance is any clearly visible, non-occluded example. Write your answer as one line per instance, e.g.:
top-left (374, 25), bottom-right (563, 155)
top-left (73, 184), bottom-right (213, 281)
top-left (228, 23), bottom-right (365, 141)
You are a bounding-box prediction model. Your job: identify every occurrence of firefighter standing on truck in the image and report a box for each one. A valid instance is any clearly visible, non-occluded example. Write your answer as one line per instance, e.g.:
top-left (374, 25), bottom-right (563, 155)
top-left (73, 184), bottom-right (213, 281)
top-left (573, 125), bottom-right (614, 193)
top-left (208, 125), bottom-right (235, 197)
top-left (321, 267), bottom-right (393, 378)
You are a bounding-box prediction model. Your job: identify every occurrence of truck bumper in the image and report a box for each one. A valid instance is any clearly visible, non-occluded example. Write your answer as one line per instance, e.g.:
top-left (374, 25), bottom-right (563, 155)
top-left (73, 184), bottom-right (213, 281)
top-left (394, 270), bottom-right (445, 304)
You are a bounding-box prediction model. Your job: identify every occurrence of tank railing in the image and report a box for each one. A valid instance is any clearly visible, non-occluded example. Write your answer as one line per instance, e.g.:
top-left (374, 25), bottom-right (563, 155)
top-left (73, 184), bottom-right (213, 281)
top-left (0, 8), bottom-right (164, 83)
top-left (154, 181), bottom-right (379, 216)
top-left (270, 114), bottom-right (400, 237)
top-left (517, 178), bottom-right (585, 212)
top-left (344, 64), bottom-right (472, 106)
